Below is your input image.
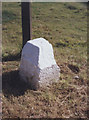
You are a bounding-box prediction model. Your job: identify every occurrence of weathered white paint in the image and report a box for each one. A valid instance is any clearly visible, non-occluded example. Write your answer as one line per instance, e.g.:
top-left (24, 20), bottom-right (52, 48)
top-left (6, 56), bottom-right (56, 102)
top-left (19, 38), bottom-right (60, 89)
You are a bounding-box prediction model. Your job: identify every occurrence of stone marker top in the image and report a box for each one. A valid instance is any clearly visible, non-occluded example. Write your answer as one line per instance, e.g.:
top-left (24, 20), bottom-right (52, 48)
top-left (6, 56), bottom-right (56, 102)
top-left (22, 38), bottom-right (57, 69)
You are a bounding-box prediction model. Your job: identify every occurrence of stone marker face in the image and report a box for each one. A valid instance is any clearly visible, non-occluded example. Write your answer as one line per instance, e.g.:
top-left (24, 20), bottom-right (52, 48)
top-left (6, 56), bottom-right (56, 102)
top-left (19, 38), bottom-right (60, 89)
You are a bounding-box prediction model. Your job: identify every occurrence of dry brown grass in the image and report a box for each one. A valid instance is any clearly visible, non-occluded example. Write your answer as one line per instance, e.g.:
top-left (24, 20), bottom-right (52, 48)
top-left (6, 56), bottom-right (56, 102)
top-left (2, 60), bottom-right (88, 118)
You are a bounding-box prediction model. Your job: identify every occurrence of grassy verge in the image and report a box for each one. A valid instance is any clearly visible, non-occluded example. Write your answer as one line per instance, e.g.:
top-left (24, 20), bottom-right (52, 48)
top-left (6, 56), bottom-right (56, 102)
top-left (2, 2), bottom-right (87, 118)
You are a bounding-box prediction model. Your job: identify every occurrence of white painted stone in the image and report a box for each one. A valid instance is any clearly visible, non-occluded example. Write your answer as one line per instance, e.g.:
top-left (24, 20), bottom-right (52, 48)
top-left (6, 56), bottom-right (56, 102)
top-left (19, 38), bottom-right (60, 89)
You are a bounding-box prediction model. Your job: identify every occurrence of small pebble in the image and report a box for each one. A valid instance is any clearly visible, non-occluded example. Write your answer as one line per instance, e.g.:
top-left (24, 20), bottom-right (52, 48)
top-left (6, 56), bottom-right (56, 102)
top-left (74, 76), bottom-right (79, 79)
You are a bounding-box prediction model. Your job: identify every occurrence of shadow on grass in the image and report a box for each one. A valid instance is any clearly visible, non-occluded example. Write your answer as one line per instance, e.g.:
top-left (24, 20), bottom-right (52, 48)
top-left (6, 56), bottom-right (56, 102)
top-left (2, 52), bottom-right (21, 62)
top-left (2, 70), bottom-right (33, 97)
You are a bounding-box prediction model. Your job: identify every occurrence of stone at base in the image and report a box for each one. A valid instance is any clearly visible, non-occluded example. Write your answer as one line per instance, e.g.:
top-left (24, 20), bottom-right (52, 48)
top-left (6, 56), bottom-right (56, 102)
top-left (19, 38), bottom-right (60, 90)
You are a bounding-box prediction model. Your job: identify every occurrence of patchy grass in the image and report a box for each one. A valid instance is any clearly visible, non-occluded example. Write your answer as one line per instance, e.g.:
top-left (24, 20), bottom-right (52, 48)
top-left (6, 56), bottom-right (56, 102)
top-left (2, 2), bottom-right (87, 118)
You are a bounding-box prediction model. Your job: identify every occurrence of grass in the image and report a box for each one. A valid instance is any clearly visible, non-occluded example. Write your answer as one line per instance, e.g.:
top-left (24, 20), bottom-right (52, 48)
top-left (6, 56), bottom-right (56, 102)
top-left (2, 2), bottom-right (87, 118)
